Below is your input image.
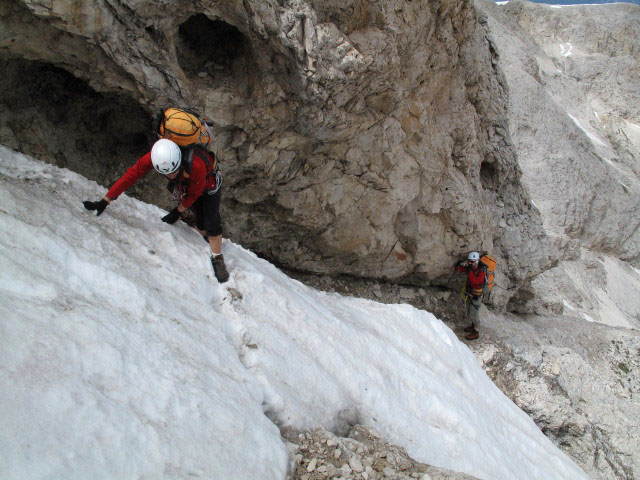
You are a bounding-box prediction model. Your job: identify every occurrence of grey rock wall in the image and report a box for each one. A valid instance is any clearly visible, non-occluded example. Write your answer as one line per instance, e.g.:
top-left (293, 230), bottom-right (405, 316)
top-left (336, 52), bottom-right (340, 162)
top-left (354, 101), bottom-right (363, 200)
top-left (478, 0), bottom-right (640, 267)
top-left (470, 5), bottom-right (640, 478)
top-left (475, 311), bottom-right (640, 480)
top-left (0, 0), bottom-right (553, 306)
top-left (474, 0), bottom-right (640, 315)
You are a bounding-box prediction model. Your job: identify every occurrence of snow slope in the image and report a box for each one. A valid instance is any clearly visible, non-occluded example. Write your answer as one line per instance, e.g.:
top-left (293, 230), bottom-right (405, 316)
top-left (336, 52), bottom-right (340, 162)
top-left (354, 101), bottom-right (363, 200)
top-left (0, 146), bottom-right (587, 480)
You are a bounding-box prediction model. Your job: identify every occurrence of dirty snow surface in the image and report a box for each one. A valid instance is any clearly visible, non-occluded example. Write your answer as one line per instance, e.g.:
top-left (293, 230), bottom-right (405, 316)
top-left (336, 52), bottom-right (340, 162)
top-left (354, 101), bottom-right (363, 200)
top-left (0, 146), bottom-right (587, 480)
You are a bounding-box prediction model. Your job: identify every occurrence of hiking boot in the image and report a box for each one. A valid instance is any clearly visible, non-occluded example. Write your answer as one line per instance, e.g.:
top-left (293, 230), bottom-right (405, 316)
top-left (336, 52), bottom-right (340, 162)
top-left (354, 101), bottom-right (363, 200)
top-left (211, 254), bottom-right (229, 283)
top-left (463, 323), bottom-right (476, 333)
top-left (465, 330), bottom-right (479, 341)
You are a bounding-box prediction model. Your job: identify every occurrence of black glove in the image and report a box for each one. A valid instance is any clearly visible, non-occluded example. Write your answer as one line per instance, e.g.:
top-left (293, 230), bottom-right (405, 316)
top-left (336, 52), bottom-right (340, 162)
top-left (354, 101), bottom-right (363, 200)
top-left (83, 199), bottom-right (109, 216)
top-left (162, 207), bottom-right (181, 224)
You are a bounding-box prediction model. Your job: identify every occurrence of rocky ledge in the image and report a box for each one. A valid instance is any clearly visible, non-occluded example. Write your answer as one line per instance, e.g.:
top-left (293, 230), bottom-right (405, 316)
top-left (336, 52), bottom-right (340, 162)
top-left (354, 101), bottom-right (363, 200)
top-left (283, 426), bottom-right (479, 480)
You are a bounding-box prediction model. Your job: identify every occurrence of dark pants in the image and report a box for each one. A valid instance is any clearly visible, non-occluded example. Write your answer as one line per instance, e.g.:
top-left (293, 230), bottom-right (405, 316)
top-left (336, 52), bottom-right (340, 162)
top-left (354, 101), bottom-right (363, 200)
top-left (192, 188), bottom-right (223, 237)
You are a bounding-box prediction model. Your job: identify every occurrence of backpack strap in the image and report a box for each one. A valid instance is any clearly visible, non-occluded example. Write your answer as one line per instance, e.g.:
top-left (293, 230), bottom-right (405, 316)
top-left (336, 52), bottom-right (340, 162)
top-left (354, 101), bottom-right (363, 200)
top-left (155, 109), bottom-right (165, 137)
top-left (192, 147), bottom-right (217, 172)
top-left (180, 147), bottom-right (219, 187)
top-left (181, 147), bottom-right (196, 178)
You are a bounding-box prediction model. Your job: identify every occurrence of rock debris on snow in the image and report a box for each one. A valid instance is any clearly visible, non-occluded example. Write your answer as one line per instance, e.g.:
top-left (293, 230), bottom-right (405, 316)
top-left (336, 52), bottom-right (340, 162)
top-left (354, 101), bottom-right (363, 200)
top-left (284, 426), bottom-right (480, 480)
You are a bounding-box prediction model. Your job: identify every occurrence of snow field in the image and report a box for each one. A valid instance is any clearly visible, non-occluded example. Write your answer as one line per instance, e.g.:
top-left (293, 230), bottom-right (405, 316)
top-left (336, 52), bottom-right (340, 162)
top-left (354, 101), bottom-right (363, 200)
top-left (0, 146), bottom-right (587, 480)
top-left (0, 150), bottom-right (288, 479)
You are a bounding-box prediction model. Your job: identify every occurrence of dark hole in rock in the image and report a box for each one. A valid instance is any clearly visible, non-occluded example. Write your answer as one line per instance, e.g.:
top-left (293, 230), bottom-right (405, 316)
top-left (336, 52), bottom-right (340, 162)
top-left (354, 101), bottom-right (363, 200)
top-left (177, 15), bottom-right (246, 81)
top-left (480, 160), bottom-right (497, 191)
top-left (0, 57), bottom-right (158, 202)
top-left (145, 24), bottom-right (165, 45)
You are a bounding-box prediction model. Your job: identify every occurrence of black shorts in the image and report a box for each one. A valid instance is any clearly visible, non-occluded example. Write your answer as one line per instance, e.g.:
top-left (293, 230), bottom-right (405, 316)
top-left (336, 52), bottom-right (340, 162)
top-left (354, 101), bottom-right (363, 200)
top-left (191, 188), bottom-right (223, 237)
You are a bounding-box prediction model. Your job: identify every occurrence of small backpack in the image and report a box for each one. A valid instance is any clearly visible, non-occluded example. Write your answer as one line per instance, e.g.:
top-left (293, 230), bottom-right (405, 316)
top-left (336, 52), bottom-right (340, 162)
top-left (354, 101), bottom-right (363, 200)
top-left (156, 107), bottom-right (214, 148)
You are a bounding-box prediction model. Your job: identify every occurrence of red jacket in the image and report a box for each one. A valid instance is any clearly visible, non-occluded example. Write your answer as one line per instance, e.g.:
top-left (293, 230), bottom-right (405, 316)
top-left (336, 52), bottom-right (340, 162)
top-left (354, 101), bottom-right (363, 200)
top-left (106, 149), bottom-right (216, 209)
top-left (455, 263), bottom-right (486, 295)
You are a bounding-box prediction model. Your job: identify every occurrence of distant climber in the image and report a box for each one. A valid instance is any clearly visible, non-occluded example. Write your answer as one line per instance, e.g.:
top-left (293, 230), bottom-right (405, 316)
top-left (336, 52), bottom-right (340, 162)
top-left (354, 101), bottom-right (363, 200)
top-left (454, 251), bottom-right (488, 340)
top-left (82, 138), bottom-right (229, 283)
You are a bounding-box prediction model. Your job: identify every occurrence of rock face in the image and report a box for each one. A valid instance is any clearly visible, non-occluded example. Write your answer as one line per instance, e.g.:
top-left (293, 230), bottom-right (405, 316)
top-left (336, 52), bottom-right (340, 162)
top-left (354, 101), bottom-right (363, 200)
top-left (0, 0), bottom-right (554, 306)
top-left (472, 312), bottom-right (640, 480)
top-left (475, 0), bottom-right (640, 311)
top-left (525, 248), bottom-right (640, 328)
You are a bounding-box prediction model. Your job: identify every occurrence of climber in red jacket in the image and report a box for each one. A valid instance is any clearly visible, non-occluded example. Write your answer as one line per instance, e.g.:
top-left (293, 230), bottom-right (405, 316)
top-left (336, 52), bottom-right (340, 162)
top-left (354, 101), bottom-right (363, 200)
top-left (454, 251), bottom-right (487, 340)
top-left (82, 138), bottom-right (229, 282)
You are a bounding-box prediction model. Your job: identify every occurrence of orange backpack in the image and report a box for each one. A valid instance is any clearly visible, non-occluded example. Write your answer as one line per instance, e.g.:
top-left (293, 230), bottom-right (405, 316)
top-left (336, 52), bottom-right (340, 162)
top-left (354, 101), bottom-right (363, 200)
top-left (156, 107), bottom-right (214, 148)
top-left (479, 254), bottom-right (496, 294)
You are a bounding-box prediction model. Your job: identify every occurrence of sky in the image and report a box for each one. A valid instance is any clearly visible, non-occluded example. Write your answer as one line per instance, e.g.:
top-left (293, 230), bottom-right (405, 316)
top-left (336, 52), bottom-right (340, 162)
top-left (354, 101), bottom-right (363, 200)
top-left (0, 146), bottom-right (589, 480)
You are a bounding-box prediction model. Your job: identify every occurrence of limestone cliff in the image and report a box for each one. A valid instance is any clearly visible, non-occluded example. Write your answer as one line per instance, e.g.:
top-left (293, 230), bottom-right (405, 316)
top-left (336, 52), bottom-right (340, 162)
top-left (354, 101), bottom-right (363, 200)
top-left (476, 0), bottom-right (640, 314)
top-left (0, 0), bottom-right (554, 306)
top-left (473, 3), bottom-right (640, 478)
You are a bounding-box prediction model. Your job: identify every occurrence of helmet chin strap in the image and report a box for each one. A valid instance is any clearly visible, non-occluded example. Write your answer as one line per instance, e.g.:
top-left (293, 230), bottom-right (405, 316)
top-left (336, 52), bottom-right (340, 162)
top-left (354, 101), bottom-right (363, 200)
top-left (168, 164), bottom-right (182, 178)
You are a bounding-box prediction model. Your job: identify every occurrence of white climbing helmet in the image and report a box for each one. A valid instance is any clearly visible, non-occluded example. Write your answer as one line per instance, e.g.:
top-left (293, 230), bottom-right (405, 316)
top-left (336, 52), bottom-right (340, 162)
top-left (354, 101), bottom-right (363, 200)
top-left (151, 139), bottom-right (181, 174)
top-left (468, 251), bottom-right (480, 262)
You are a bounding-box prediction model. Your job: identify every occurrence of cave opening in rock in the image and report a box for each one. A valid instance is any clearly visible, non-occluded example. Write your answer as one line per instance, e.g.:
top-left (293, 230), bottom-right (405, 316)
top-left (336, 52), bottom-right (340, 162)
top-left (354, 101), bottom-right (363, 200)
top-left (177, 15), bottom-right (247, 81)
top-left (480, 160), bottom-right (497, 191)
top-left (0, 57), bottom-right (153, 191)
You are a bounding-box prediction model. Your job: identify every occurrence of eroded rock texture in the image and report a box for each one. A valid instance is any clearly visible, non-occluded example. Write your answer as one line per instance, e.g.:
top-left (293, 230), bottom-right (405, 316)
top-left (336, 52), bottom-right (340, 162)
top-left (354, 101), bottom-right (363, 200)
top-left (476, 0), bottom-right (640, 312)
top-left (0, 0), bottom-right (552, 305)
top-left (474, 312), bottom-right (640, 480)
